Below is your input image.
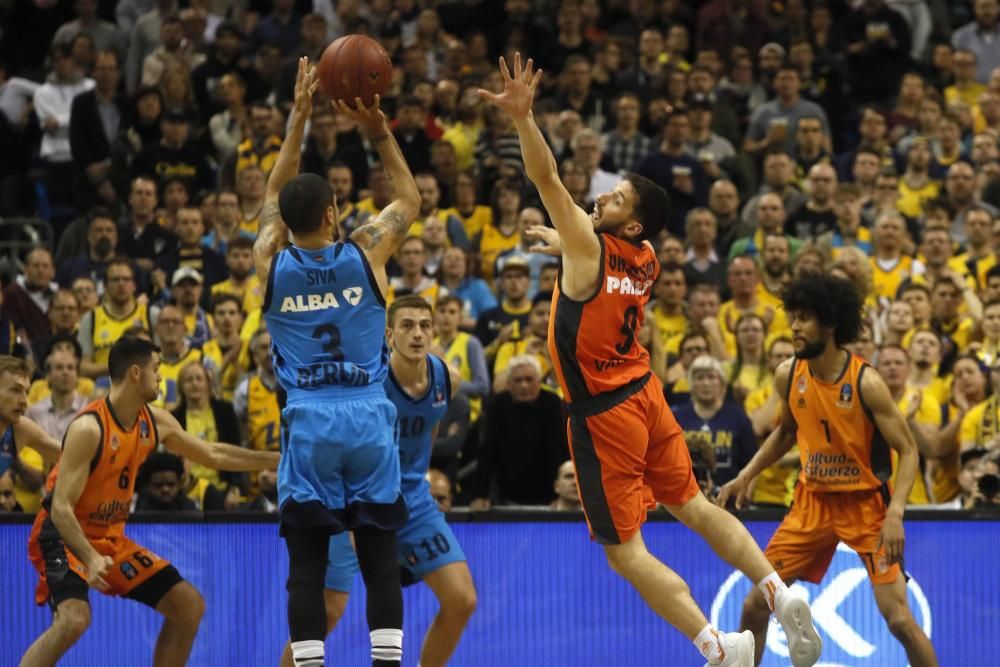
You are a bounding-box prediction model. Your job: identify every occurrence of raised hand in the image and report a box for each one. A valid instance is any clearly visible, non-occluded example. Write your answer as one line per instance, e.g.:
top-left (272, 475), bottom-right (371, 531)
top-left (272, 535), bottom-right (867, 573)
top-left (478, 52), bottom-right (542, 120)
top-left (293, 57), bottom-right (319, 118)
top-left (333, 95), bottom-right (388, 138)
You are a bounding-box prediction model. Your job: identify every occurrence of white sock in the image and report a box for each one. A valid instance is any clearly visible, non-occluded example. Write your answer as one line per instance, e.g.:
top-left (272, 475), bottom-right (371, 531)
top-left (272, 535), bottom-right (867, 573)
top-left (757, 572), bottom-right (789, 612)
top-left (370, 628), bottom-right (403, 665)
top-left (694, 623), bottom-right (724, 664)
top-left (291, 639), bottom-right (324, 667)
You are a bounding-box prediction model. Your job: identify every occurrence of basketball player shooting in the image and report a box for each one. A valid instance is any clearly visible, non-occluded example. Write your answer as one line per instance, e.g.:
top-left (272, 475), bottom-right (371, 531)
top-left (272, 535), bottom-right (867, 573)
top-left (478, 53), bottom-right (821, 667)
top-left (718, 275), bottom-right (938, 666)
top-left (254, 57), bottom-right (421, 667)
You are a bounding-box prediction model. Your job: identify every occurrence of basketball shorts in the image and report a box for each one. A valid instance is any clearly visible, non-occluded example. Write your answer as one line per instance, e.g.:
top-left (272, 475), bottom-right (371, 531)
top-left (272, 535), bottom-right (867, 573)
top-left (278, 387), bottom-right (407, 534)
top-left (765, 483), bottom-right (902, 585)
top-left (567, 373), bottom-right (701, 545)
top-left (28, 512), bottom-right (178, 610)
top-left (325, 492), bottom-right (466, 592)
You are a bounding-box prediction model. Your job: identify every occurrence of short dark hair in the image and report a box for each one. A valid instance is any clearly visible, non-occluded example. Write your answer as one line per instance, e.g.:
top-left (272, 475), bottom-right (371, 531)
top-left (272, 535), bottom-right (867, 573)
top-left (108, 336), bottom-right (161, 382)
top-left (387, 295), bottom-right (433, 326)
top-left (227, 236), bottom-right (254, 253)
top-left (278, 173), bottom-right (333, 235)
top-left (660, 261), bottom-right (685, 276)
top-left (210, 292), bottom-right (243, 315)
top-left (623, 173), bottom-right (670, 242)
top-left (45, 333), bottom-right (83, 364)
top-left (140, 451), bottom-right (185, 479)
top-left (532, 290), bottom-right (553, 308)
top-left (781, 275), bottom-right (864, 345)
top-left (435, 294), bottom-right (464, 311)
top-left (88, 206), bottom-right (115, 226)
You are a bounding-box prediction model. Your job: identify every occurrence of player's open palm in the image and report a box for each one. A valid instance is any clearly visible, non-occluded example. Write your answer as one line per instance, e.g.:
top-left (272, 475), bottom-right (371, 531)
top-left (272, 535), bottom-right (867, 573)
top-left (333, 95), bottom-right (387, 136)
top-left (478, 52), bottom-right (542, 120)
top-left (293, 57), bottom-right (319, 117)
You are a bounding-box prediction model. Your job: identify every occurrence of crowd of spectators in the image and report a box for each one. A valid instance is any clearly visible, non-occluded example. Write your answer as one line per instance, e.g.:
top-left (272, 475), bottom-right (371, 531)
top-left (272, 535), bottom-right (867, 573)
top-left (3, 0), bottom-right (1000, 516)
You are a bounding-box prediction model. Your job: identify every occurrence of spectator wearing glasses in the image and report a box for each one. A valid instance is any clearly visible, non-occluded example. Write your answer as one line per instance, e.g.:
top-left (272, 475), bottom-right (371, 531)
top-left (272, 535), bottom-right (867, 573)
top-left (77, 258), bottom-right (151, 380)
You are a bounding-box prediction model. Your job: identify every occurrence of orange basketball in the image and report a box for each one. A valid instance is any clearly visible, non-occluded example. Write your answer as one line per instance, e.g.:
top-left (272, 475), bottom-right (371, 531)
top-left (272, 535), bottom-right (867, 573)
top-left (317, 34), bottom-right (393, 108)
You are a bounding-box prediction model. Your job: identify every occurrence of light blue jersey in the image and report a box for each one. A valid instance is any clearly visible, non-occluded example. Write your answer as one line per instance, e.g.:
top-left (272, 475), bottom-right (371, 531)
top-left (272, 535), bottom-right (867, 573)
top-left (264, 240), bottom-right (389, 400)
top-left (263, 240), bottom-right (405, 533)
top-left (385, 355), bottom-right (451, 498)
top-left (326, 355), bottom-right (465, 590)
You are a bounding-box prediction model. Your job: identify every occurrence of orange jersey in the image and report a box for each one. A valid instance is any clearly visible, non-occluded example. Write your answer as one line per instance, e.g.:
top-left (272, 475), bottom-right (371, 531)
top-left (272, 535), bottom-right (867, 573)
top-left (41, 398), bottom-right (158, 540)
top-left (788, 353), bottom-right (891, 492)
top-left (549, 234), bottom-right (659, 404)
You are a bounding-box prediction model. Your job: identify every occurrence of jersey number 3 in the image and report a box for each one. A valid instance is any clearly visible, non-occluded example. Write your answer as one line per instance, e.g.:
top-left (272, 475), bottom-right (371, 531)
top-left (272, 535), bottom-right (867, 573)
top-left (312, 324), bottom-right (345, 361)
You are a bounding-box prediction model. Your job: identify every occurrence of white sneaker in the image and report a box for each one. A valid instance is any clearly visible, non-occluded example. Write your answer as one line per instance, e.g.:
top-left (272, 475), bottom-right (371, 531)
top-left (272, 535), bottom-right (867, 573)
top-left (702, 630), bottom-right (754, 667)
top-left (775, 592), bottom-right (822, 667)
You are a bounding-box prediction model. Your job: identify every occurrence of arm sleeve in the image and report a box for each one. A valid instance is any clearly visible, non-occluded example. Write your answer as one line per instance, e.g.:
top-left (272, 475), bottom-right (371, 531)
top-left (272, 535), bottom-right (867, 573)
top-left (77, 311), bottom-right (94, 358)
top-left (463, 335), bottom-right (491, 398)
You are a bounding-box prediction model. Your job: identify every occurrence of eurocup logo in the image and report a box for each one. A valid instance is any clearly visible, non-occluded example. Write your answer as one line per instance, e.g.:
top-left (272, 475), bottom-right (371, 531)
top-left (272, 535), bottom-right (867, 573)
top-left (710, 544), bottom-right (932, 666)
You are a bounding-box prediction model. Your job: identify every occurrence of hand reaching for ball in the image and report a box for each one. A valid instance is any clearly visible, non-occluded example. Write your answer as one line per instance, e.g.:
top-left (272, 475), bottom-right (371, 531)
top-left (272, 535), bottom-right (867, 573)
top-left (333, 95), bottom-right (388, 139)
top-left (292, 56), bottom-right (320, 119)
top-left (478, 52), bottom-right (542, 120)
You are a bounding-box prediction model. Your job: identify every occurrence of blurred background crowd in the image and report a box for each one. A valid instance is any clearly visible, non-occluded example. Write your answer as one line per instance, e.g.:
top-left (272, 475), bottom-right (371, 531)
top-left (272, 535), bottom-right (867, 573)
top-left (2, 0), bottom-right (1000, 518)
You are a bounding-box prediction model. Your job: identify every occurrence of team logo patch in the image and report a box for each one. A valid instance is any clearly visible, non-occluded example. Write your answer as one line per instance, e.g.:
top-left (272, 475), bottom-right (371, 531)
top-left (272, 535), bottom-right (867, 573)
top-left (139, 420), bottom-right (151, 446)
top-left (838, 383), bottom-right (853, 408)
top-left (798, 377), bottom-right (807, 393)
top-left (120, 562), bottom-right (138, 580)
top-left (110, 435), bottom-right (120, 451)
top-left (433, 387), bottom-right (446, 407)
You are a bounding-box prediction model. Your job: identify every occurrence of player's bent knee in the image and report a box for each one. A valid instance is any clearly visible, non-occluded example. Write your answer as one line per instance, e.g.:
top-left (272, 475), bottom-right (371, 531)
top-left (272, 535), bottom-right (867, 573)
top-left (54, 600), bottom-right (91, 640)
top-left (885, 609), bottom-right (917, 639)
top-left (442, 585), bottom-right (477, 620)
top-left (158, 582), bottom-right (205, 624)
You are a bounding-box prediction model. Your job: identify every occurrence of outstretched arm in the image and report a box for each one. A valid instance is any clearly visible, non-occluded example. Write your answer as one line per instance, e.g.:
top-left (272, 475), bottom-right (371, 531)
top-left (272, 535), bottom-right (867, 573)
top-left (15, 416), bottom-right (62, 464)
top-left (344, 96), bottom-right (421, 275)
top-left (479, 54), bottom-right (599, 261)
top-left (860, 369), bottom-right (917, 565)
top-left (151, 406), bottom-right (280, 471)
top-left (717, 359), bottom-right (798, 509)
top-left (253, 57), bottom-right (319, 282)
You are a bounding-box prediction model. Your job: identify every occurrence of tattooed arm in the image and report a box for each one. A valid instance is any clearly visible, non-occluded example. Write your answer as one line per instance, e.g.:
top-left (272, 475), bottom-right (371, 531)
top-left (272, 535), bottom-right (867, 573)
top-left (253, 57), bottom-right (319, 282)
top-left (335, 97), bottom-right (421, 287)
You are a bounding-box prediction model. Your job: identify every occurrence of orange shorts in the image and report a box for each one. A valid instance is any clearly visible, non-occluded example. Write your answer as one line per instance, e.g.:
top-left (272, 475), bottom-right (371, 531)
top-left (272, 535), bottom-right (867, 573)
top-left (567, 374), bottom-right (700, 545)
top-left (29, 511), bottom-right (174, 609)
top-left (765, 483), bottom-right (902, 585)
